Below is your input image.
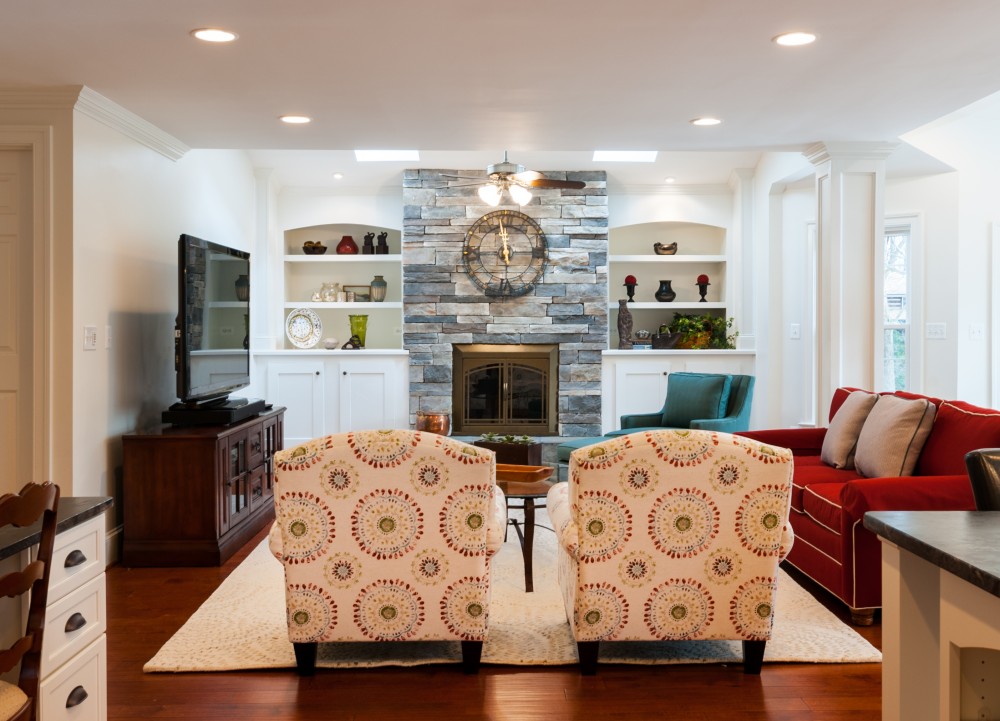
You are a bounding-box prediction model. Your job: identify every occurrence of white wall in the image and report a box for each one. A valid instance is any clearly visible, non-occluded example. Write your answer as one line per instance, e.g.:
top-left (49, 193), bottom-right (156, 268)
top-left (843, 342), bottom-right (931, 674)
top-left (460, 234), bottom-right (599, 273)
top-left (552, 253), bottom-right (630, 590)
top-left (72, 111), bottom-right (255, 517)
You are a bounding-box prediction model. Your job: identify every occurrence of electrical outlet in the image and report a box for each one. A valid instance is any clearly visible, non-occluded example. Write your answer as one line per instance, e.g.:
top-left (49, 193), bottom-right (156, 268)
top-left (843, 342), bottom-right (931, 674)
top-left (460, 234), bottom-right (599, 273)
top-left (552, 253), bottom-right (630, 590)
top-left (83, 325), bottom-right (97, 351)
top-left (970, 323), bottom-right (985, 340)
top-left (926, 323), bottom-right (947, 340)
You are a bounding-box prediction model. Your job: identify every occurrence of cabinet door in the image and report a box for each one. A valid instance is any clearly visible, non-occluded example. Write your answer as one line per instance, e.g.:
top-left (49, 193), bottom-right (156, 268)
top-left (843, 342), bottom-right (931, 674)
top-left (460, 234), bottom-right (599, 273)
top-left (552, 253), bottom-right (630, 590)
top-left (609, 359), bottom-right (672, 431)
top-left (266, 360), bottom-right (326, 446)
top-left (339, 357), bottom-right (406, 431)
top-left (225, 429), bottom-right (251, 532)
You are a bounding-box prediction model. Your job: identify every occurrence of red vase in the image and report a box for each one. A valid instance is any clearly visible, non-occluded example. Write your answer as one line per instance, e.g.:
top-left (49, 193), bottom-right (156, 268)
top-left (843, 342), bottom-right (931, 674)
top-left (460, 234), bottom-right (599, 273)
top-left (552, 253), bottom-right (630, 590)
top-left (336, 235), bottom-right (359, 254)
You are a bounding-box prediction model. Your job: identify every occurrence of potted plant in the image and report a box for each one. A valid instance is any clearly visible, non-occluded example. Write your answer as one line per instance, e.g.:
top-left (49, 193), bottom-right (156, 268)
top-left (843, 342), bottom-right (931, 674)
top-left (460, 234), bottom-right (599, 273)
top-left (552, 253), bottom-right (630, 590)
top-left (473, 433), bottom-right (542, 466)
top-left (664, 313), bottom-right (738, 349)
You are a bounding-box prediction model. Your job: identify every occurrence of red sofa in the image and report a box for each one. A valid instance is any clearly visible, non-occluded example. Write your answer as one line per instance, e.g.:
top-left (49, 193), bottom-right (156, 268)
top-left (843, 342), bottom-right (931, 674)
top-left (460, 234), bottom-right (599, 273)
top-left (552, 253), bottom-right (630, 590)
top-left (739, 387), bottom-right (1000, 624)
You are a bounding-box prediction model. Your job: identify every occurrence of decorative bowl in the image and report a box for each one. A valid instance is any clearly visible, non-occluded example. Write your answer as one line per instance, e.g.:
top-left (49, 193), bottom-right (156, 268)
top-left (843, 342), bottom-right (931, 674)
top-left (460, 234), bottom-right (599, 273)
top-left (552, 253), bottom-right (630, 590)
top-left (302, 243), bottom-right (327, 255)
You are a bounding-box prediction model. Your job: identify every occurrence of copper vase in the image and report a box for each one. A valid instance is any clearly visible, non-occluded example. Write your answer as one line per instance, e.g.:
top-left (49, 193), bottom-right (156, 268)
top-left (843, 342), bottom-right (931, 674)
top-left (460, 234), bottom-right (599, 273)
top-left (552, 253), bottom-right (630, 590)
top-left (416, 412), bottom-right (451, 436)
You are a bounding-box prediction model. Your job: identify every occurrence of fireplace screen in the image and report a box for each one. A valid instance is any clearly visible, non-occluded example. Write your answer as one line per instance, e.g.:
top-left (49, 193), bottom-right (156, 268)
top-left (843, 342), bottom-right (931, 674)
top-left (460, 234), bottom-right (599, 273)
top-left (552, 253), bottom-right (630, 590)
top-left (452, 344), bottom-right (558, 436)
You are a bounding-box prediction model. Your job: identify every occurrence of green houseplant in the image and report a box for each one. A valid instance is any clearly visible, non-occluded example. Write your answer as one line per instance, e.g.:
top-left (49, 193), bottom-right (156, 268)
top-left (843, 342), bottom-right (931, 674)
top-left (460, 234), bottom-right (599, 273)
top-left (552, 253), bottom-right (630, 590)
top-left (473, 433), bottom-right (542, 466)
top-left (664, 313), bottom-right (738, 350)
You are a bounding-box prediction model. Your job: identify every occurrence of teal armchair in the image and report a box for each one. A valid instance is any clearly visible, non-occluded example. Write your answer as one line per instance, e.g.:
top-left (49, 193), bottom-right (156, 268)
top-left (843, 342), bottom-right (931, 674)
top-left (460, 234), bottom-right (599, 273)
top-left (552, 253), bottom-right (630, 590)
top-left (607, 372), bottom-right (755, 435)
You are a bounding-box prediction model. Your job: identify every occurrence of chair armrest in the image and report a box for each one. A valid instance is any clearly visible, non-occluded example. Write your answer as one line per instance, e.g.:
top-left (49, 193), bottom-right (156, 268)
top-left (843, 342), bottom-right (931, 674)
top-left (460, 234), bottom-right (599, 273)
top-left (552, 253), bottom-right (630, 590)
top-left (736, 427), bottom-right (828, 456)
top-left (546, 482), bottom-right (580, 560)
top-left (267, 521), bottom-right (284, 561)
top-left (620, 412), bottom-right (664, 429)
top-left (486, 486), bottom-right (508, 556)
top-left (842, 474), bottom-right (976, 527)
top-left (690, 416), bottom-right (745, 432)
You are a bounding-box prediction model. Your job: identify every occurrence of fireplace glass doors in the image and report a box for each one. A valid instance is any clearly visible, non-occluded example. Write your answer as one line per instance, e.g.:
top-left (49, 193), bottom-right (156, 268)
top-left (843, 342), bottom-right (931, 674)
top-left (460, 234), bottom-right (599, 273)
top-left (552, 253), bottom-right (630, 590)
top-left (452, 344), bottom-right (557, 436)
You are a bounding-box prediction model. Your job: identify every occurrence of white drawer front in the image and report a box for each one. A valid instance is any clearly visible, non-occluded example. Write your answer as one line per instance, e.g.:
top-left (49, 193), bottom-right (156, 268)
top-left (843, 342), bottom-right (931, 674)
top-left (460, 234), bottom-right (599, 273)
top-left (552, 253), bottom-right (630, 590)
top-left (49, 516), bottom-right (105, 604)
top-left (38, 634), bottom-right (106, 721)
top-left (41, 573), bottom-right (106, 678)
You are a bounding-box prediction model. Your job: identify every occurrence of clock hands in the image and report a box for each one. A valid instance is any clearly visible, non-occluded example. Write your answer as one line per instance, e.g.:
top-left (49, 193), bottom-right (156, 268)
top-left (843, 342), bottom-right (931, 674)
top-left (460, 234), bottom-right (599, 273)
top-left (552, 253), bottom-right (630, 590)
top-left (497, 216), bottom-right (511, 265)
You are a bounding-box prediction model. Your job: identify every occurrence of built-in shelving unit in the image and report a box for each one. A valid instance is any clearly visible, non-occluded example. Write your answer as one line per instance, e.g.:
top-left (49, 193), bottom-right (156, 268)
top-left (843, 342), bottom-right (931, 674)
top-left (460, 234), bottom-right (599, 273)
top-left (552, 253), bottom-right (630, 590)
top-left (282, 224), bottom-right (402, 350)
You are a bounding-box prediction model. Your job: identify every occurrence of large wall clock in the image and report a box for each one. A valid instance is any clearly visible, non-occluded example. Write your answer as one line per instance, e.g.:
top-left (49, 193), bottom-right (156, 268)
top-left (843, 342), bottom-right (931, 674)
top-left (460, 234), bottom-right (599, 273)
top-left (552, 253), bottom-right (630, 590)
top-left (463, 209), bottom-right (547, 298)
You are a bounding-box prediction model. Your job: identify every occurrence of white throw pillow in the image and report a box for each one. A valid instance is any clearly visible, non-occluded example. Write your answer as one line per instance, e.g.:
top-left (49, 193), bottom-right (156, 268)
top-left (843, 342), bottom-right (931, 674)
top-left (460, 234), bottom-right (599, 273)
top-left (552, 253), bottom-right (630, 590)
top-left (854, 395), bottom-right (937, 478)
top-left (820, 390), bottom-right (879, 469)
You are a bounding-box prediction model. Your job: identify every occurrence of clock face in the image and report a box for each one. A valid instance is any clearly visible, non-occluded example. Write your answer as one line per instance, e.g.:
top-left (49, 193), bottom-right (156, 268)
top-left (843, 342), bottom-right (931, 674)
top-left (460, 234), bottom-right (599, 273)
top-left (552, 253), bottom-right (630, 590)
top-left (463, 209), bottom-right (547, 298)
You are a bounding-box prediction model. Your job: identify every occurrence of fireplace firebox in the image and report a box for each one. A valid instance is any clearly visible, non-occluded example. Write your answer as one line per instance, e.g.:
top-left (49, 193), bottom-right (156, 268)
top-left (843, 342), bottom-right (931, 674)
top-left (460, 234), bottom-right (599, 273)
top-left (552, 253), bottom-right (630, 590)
top-left (452, 344), bottom-right (558, 436)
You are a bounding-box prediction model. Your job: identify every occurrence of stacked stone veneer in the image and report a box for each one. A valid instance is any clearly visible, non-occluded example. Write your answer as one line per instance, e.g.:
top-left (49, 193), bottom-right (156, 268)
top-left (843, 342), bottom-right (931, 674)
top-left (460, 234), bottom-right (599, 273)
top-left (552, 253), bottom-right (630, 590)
top-left (403, 169), bottom-right (608, 437)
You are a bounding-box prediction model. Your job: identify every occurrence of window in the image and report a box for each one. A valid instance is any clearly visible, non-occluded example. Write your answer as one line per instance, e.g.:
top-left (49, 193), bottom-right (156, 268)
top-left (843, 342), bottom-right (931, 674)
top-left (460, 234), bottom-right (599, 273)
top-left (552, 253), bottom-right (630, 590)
top-left (881, 222), bottom-right (915, 391)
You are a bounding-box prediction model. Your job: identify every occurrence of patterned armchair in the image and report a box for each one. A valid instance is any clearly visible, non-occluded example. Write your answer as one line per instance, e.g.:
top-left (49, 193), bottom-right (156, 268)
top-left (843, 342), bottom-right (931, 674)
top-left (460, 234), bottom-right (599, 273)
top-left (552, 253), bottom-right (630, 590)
top-left (268, 429), bottom-right (507, 676)
top-left (547, 429), bottom-right (794, 675)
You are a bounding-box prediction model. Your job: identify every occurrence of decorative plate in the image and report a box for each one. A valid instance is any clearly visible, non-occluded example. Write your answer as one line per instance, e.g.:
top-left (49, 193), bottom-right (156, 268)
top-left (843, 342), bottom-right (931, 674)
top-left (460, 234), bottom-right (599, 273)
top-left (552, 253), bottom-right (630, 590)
top-left (285, 308), bottom-right (322, 349)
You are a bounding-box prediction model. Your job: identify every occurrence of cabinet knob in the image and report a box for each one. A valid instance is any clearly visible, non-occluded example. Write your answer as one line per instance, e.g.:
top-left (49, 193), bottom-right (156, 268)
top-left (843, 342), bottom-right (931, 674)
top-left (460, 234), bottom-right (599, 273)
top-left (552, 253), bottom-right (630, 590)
top-left (343, 371), bottom-right (347, 376)
top-left (64, 549), bottom-right (87, 568)
top-left (66, 685), bottom-right (89, 708)
top-left (662, 371), bottom-right (668, 376)
top-left (315, 371), bottom-right (320, 375)
top-left (65, 612), bottom-right (88, 633)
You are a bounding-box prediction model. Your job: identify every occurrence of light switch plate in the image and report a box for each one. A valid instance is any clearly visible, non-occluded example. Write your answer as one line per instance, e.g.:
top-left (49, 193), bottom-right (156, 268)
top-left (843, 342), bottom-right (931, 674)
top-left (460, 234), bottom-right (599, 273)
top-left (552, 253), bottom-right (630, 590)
top-left (83, 325), bottom-right (97, 351)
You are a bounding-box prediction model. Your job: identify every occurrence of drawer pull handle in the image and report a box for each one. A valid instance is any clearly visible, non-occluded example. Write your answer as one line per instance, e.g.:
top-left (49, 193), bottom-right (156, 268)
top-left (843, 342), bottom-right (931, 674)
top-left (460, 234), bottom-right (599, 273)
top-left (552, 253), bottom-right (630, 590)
top-left (65, 612), bottom-right (87, 633)
top-left (66, 685), bottom-right (89, 708)
top-left (64, 550), bottom-right (87, 568)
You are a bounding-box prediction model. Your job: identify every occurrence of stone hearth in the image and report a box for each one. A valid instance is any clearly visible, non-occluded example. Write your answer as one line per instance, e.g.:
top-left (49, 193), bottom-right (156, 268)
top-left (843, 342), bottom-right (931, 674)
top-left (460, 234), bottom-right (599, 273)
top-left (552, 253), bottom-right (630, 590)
top-left (402, 169), bottom-right (608, 437)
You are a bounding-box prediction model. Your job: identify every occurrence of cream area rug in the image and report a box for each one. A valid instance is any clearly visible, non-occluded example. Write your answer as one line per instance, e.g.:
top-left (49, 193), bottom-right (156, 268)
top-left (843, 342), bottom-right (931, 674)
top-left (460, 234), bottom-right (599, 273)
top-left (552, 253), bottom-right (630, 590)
top-left (144, 511), bottom-right (881, 672)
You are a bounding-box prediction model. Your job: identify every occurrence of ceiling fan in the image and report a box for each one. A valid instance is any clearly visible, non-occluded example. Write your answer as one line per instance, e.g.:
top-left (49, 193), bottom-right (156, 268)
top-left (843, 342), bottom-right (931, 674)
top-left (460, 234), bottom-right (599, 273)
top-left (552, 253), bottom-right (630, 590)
top-left (439, 152), bottom-right (586, 206)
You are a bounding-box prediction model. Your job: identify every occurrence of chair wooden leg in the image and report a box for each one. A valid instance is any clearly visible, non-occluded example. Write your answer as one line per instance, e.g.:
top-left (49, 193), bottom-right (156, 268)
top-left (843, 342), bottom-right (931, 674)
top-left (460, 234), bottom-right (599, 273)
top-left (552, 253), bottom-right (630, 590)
top-left (742, 639), bottom-right (766, 674)
top-left (577, 641), bottom-right (599, 675)
top-left (461, 640), bottom-right (483, 674)
top-left (294, 642), bottom-right (317, 676)
top-left (850, 608), bottom-right (876, 626)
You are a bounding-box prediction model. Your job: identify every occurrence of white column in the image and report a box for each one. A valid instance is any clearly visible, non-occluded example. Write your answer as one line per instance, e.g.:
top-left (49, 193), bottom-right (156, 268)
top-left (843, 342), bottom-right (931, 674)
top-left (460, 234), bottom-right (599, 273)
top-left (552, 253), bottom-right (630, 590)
top-left (805, 142), bottom-right (895, 411)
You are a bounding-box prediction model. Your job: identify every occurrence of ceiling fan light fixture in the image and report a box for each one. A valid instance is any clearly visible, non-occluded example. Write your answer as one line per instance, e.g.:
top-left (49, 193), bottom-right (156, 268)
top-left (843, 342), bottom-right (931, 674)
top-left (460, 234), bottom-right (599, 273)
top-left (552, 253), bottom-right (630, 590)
top-left (508, 184), bottom-right (533, 206)
top-left (478, 184), bottom-right (502, 206)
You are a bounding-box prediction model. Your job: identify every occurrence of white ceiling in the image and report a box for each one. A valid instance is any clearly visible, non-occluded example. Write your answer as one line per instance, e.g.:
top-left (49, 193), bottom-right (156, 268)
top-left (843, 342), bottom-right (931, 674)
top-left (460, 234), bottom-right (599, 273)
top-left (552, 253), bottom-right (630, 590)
top-left (1, 0), bottom-right (995, 189)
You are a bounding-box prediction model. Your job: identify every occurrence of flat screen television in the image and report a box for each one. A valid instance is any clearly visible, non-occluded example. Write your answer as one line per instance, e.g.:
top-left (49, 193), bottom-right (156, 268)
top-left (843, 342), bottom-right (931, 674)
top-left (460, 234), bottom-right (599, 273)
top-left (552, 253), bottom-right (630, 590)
top-left (167, 234), bottom-right (257, 419)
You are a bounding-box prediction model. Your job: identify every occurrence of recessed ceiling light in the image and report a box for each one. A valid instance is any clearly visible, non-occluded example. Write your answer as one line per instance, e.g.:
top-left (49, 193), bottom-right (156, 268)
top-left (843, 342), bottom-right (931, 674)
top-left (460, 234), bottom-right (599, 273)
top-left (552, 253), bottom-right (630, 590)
top-left (354, 150), bottom-right (420, 162)
top-left (690, 117), bottom-right (722, 126)
top-left (333, 173), bottom-right (344, 180)
top-left (773, 31), bottom-right (817, 47)
top-left (592, 150), bottom-right (658, 162)
top-left (191, 28), bottom-right (238, 43)
top-left (664, 177), bottom-right (676, 184)
top-left (279, 115), bottom-right (311, 124)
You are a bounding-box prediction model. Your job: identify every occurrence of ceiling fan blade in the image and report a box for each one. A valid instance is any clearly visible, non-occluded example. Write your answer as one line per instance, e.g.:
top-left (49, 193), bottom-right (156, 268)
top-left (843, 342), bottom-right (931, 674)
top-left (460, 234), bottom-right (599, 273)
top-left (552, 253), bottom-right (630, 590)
top-left (524, 177), bottom-right (586, 190)
top-left (438, 173), bottom-right (487, 180)
top-left (512, 170), bottom-right (543, 183)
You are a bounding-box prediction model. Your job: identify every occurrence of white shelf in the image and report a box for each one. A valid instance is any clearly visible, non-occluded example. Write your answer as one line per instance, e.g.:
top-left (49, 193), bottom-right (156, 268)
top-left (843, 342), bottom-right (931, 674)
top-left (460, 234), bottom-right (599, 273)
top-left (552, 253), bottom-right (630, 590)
top-left (285, 254), bottom-right (402, 263)
top-left (284, 301), bottom-right (402, 310)
top-left (609, 254), bottom-right (726, 263)
top-left (608, 301), bottom-right (726, 310)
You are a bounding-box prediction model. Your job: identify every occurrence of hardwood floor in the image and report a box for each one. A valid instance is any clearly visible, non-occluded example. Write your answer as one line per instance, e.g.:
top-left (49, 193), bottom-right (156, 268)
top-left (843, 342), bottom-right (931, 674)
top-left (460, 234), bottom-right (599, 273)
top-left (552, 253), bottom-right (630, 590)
top-left (106, 527), bottom-right (882, 720)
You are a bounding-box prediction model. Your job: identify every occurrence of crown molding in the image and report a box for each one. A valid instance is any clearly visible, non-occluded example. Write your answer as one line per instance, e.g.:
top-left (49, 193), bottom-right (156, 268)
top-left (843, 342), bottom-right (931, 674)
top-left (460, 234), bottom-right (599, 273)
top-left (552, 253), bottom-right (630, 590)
top-left (804, 141), bottom-right (899, 166)
top-left (0, 85), bottom-right (83, 108)
top-left (75, 86), bottom-right (189, 161)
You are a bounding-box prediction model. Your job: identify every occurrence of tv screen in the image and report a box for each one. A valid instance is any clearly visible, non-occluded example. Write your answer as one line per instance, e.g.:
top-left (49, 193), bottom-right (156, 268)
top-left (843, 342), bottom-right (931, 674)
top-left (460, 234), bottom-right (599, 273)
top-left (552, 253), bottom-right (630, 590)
top-left (174, 234), bottom-right (251, 406)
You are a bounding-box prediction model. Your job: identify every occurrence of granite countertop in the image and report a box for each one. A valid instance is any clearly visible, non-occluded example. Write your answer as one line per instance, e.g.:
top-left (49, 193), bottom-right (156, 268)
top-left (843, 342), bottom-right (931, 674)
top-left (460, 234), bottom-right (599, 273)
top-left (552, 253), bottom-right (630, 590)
top-left (0, 496), bottom-right (113, 561)
top-left (864, 510), bottom-right (1000, 599)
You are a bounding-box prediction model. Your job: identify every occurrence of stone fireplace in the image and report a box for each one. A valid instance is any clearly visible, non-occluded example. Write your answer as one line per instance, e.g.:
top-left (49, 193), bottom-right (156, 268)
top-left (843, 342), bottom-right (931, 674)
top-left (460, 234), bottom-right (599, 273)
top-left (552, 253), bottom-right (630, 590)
top-left (402, 169), bottom-right (608, 437)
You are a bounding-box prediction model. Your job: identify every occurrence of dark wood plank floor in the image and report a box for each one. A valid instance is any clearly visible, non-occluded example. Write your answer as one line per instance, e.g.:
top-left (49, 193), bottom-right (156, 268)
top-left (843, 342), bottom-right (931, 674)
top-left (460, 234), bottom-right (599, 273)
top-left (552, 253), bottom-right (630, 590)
top-left (106, 527), bottom-right (882, 720)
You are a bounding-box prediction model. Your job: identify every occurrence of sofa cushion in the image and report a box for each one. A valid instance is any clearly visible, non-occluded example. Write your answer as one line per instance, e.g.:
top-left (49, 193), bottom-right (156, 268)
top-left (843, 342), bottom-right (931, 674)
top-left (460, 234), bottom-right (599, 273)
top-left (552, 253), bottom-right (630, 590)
top-left (801, 482), bottom-right (846, 535)
top-left (916, 401), bottom-right (1000, 476)
top-left (855, 395), bottom-right (936, 478)
top-left (820, 390), bottom-right (878, 470)
top-left (789, 456), bottom-right (864, 512)
top-left (661, 372), bottom-right (732, 428)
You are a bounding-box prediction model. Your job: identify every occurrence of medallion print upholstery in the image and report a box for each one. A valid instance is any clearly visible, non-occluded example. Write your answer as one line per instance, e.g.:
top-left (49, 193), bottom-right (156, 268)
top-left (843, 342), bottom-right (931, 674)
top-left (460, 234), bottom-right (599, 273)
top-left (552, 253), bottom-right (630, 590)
top-left (286, 583), bottom-right (338, 642)
top-left (275, 491), bottom-right (335, 563)
top-left (573, 436), bottom-right (633, 472)
top-left (411, 549), bottom-right (450, 585)
top-left (736, 484), bottom-right (790, 557)
top-left (440, 485), bottom-right (493, 556)
top-left (649, 488), bottom-right (720, 557)
top-left (409, 457), bottom-right (448, 494)
top-left (729, 576), bottom-right (778, 639)
top-left (440, 577), bottom-right (490, 639)
top-left (644, 579), bottom-right (715, 639)
top-left (575, 582), bottom-right (630, 641)
top-left (619, 459), bottom-right (659, 497)
top-left (353, 580), bottom-right (425, 641)
top-left (347, 429), bottom-right (418, 468)
top-left (270, 429), bottom-right (506, 651)
top-left (351, 489), bottom-right (424, 560)
top-left (551, 428), bottom-right (793, 658)
top-left (275, 437), bottom-right (332, 472)
top-left (646, 429), bottom-right (720, 467)
top-left (577, 491), bottom-right (633, 563)
top-left (324, 553), bottom-right (362, 589)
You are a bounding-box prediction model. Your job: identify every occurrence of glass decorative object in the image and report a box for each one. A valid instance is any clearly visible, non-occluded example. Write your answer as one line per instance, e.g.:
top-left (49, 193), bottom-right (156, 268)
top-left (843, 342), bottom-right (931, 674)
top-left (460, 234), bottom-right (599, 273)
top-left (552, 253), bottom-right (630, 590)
top-left (349, 314), bottom-right (368, 348)
top-left (370, 275), bottom-right (388, 302)
top-left (234, 274), bottom-right (249, 301)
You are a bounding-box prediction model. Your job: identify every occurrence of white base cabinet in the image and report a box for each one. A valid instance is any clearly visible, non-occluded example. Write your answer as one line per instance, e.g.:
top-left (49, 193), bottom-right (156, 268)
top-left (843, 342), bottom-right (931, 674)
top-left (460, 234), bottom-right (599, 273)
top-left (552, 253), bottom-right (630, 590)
top-left (256, 351), bottom-right (408, 445)
top-left (601, 350), bottom-right (756, 433)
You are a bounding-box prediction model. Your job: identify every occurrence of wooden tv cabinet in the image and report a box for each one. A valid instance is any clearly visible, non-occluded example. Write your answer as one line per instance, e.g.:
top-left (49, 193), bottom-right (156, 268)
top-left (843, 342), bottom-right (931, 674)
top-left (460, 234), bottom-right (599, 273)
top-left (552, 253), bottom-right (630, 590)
top-left (122, 406), bottom-right (284, 566)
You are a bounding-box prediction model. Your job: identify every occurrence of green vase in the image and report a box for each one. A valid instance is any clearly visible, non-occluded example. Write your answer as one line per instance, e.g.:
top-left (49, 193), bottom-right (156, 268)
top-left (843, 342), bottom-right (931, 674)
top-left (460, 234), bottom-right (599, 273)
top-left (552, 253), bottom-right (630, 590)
top-left (349, 314), bottom-right (368, 348)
